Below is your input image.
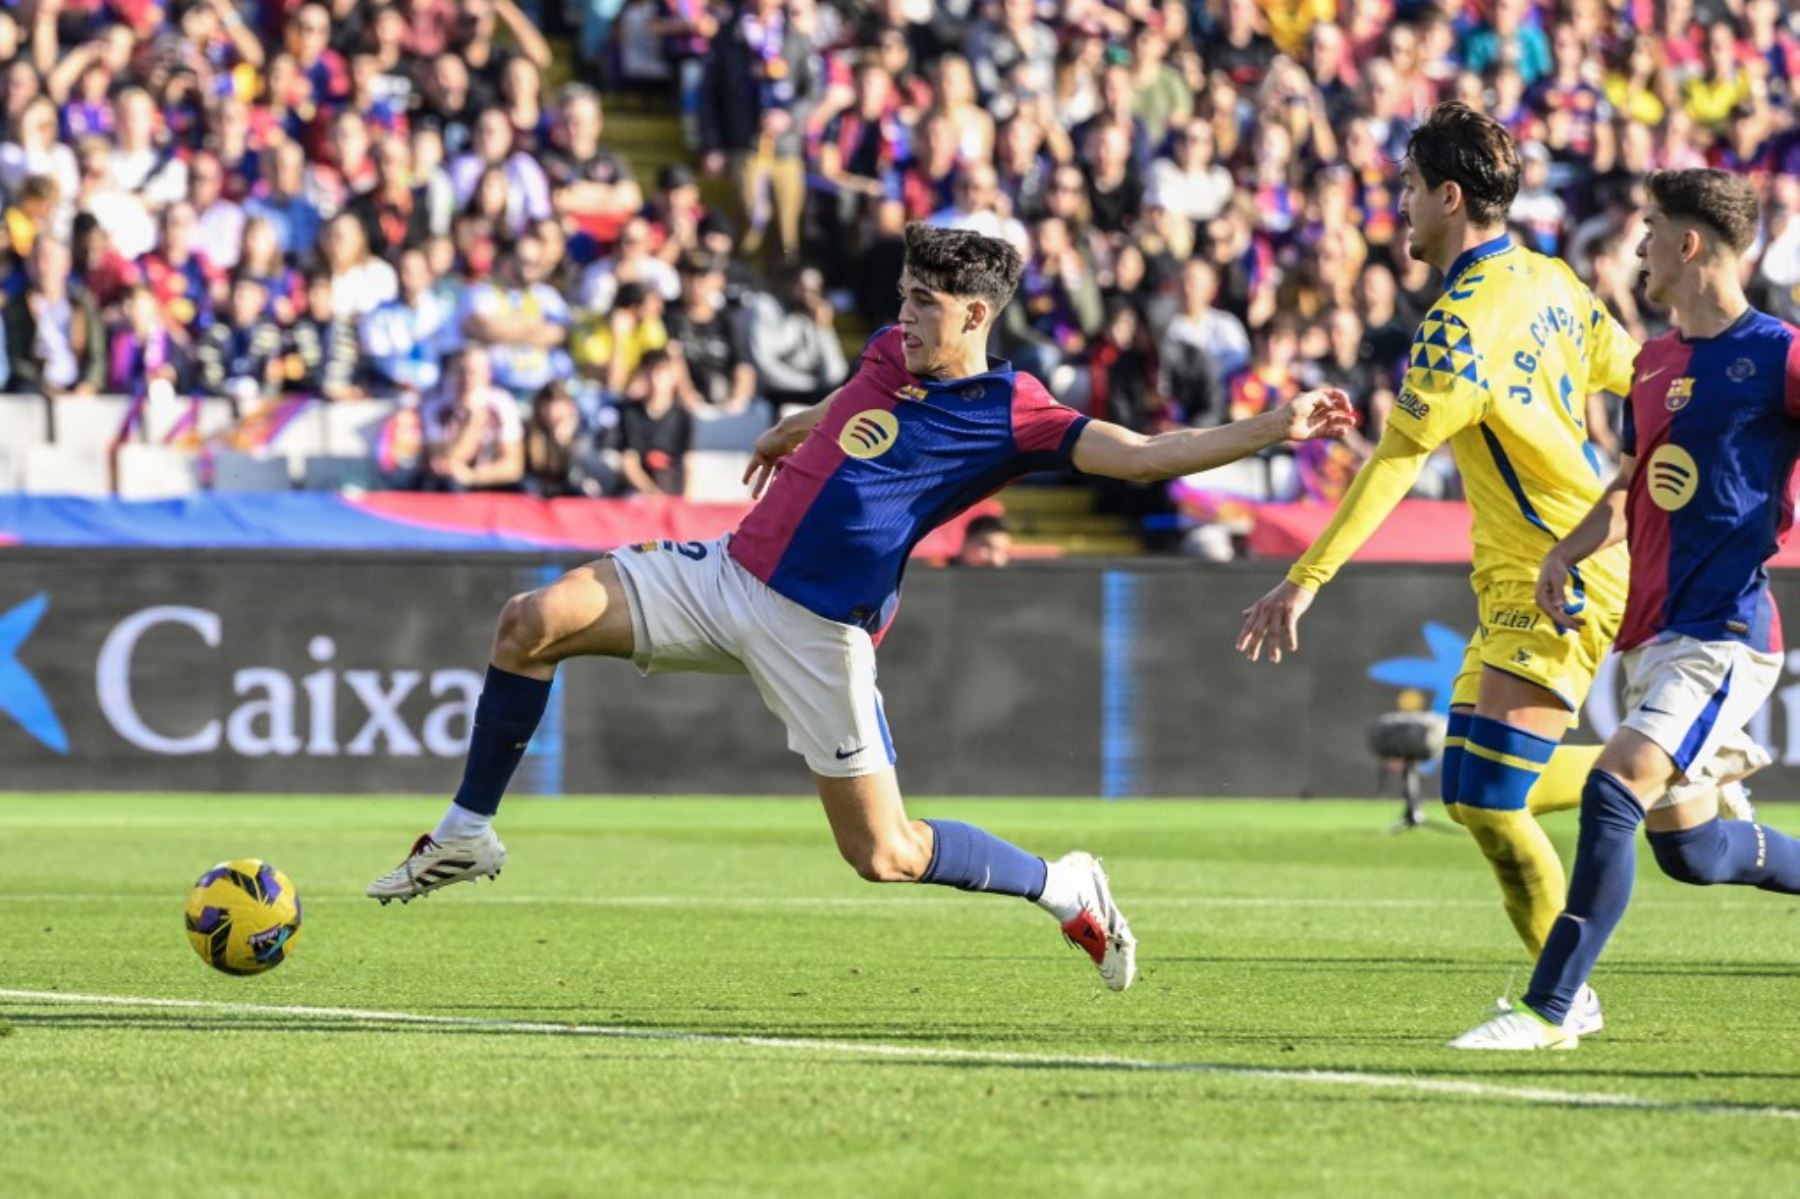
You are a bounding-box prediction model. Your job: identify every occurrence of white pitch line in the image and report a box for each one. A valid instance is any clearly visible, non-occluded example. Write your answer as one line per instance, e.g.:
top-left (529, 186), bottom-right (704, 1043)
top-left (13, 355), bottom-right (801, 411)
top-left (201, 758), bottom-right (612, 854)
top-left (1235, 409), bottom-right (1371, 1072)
top-left (1, 988), bottom-right (1796, 1120)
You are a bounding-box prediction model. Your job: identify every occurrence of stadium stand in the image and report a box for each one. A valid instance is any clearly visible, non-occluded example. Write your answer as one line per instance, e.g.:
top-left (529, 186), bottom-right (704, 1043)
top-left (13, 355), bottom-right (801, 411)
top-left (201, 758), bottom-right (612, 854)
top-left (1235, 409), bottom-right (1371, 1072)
top-left (0, 0), bottom-right (1796, 558)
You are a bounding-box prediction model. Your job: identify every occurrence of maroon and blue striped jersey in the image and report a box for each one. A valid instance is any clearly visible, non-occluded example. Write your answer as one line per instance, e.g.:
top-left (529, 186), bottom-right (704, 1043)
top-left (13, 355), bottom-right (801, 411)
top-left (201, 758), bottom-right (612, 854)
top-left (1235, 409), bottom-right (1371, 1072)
top-left (729, 327), bottom-right (1088, 641)
top-left (1618, 308), bottom-right (1800, 653)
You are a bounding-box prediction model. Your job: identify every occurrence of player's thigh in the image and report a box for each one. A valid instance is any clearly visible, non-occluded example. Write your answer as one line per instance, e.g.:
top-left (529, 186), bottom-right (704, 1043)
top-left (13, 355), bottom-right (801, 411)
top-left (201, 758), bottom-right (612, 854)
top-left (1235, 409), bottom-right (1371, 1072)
top-left (1467, 580), bottom-right (1598, 738)
top-left (1623, 637), bottom-right (1780, 821)
top-left (734, 576), bottom-right (896, 778)
top-left (502, 557), bottom-right (636, 663)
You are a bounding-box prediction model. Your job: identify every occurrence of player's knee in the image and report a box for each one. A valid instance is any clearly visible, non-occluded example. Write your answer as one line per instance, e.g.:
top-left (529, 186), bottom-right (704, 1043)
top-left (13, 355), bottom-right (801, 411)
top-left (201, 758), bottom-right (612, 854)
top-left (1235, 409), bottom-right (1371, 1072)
top-left (494, 590), bottom-right (553, 668)
top-left (1649, 825), bottom-right (1730, 886)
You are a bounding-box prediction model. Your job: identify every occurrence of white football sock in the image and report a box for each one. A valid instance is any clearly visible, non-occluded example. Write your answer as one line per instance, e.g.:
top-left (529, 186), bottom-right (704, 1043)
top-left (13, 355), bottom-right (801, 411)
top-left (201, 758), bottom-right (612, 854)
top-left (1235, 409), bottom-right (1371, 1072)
top-left (1035, 857), bottom-right (1087, 924)
top-left (432, 804), bottom-right (492, 844)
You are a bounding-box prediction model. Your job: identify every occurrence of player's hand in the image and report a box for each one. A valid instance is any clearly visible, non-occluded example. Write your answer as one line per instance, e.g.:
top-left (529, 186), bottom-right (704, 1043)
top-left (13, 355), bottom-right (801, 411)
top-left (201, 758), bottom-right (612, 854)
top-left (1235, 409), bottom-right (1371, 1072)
top-left (743, 419), bottom-right (806, 499)
top-left (1281, 389), bottom-right (1357, 442)
top-left (1535, 548), bottom-right (1586, 631)
top-left (1236, 579), bottom-right (1316, 664)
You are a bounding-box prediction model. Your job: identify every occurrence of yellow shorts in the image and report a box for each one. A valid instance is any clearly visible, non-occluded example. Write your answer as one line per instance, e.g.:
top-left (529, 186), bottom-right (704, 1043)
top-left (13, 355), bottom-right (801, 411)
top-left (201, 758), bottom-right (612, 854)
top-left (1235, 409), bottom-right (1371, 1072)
top-left (1449, 577), bottom-right (1620, 714)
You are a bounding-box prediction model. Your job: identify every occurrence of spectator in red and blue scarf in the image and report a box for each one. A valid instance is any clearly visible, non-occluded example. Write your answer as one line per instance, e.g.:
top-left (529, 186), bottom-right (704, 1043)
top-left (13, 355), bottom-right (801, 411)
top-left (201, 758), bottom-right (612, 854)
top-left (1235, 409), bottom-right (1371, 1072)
top-left (107, 281), bottom-right (191, 395)
top-left (139, 201), bottom-right (224, 336)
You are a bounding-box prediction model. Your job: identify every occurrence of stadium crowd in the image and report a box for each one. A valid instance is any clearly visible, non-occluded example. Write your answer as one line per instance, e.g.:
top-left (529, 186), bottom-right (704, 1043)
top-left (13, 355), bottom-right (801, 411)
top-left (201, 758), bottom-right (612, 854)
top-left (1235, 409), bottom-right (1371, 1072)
top-left (0, 0), bottom-right (1797, 532)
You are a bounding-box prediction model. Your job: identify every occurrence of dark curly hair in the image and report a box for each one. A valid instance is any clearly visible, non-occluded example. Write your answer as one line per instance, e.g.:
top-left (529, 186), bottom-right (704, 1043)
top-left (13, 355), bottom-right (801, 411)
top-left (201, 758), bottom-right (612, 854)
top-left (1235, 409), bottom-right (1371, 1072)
top-left (1405, 102), bottom-right (1521, 227)
top-left (902, 223), bottom-right (1024, 316)
top-left (1647, 168), bottom-right (1760, 253)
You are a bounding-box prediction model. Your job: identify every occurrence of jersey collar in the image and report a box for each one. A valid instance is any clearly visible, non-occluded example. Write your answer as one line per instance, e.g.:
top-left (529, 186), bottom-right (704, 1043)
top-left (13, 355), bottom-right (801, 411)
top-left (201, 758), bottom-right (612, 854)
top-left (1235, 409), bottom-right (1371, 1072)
top-left (1444, 232), bottom-right (1514, 291)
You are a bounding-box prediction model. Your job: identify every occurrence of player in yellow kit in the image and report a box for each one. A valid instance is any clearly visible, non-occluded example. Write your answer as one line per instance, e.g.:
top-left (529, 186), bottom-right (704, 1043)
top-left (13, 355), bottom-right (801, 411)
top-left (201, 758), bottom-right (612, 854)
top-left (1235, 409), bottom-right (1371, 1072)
top-left (1237, 104), bottom-right (1637, 1033)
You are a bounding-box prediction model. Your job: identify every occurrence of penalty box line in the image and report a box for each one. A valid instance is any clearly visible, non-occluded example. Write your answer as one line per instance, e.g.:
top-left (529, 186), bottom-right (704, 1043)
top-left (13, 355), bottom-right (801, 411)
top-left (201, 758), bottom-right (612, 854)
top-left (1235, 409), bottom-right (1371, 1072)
top-left (2, 988), bottom-right (1797, 1120)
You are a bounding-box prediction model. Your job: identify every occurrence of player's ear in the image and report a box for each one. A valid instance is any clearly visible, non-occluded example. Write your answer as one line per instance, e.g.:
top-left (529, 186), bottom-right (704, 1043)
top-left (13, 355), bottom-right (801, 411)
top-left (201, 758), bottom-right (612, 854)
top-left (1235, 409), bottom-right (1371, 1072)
top-left (963, 298), bottom-right (987, 332)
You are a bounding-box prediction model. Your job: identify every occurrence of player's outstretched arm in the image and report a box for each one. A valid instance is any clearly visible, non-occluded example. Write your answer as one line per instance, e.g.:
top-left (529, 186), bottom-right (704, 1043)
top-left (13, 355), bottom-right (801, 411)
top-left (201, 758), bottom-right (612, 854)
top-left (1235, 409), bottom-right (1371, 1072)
top-left (1235, 424), bottom-right (1435, 663)
top-left (742, 386), bottom-right (845, 497)
top-left (1537, 456), bottom-right (1635, 631)
top-left (1070, 389), bottom-right (1357, 484)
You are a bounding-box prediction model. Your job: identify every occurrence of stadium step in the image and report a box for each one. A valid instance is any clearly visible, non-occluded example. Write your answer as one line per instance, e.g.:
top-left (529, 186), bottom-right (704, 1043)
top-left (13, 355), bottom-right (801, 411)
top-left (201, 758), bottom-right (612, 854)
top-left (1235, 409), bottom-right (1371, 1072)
top-left (998, 484), bottom-right (1142, 556)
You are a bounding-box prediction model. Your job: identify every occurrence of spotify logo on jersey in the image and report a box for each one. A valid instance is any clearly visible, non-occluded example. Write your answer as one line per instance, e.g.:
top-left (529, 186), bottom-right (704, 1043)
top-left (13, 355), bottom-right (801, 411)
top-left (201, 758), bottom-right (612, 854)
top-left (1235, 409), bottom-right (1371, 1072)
top-left (1647, 443), bottom-right (1699, 511)
top-left (839, 410), bottom-right (901, 460)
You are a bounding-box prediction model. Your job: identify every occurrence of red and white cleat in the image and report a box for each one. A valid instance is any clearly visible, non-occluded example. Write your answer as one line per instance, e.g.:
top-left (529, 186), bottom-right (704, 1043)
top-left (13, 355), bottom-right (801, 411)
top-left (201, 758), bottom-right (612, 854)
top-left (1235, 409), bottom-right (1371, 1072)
top-left (1055, 852), bottom-right (1137, 992)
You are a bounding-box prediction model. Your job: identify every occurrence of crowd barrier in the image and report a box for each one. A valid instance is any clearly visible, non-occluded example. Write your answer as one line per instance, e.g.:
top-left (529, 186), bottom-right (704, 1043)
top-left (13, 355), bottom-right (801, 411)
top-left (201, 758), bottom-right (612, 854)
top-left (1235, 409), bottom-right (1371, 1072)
top-left (6, 552), bottom-right (1799, 798)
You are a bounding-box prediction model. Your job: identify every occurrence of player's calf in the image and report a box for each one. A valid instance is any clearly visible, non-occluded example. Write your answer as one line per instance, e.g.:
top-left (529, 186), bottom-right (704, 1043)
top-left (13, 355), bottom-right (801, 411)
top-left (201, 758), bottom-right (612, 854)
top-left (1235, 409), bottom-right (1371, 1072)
top-left (1648, 818), bottom-right (1800, 893)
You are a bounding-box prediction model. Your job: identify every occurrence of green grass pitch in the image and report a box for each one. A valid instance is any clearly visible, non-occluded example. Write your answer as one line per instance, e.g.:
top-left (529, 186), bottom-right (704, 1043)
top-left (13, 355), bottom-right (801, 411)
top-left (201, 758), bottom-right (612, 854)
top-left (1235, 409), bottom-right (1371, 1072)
top-left (4, 793), bottom-right (1799, 1197)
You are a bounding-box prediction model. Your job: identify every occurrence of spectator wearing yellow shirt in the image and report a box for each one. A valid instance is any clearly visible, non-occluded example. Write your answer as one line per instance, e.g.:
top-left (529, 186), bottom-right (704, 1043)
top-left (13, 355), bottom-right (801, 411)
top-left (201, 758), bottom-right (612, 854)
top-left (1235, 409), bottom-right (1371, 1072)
top-left (1683, 19), bottom-right (1755, 131)
top-left (1259, 0), bottom-right (1336, 59)
top-left (571, 281), bottom-right (670, 399)
top-left (1603, 35), bottom-right (1669, 128)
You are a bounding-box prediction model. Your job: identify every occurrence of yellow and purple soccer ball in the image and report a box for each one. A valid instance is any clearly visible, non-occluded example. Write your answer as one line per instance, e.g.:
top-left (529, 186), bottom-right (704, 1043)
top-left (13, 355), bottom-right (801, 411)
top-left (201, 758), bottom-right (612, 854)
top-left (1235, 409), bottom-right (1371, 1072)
top-left (184, 859), bottom-right (302, 976)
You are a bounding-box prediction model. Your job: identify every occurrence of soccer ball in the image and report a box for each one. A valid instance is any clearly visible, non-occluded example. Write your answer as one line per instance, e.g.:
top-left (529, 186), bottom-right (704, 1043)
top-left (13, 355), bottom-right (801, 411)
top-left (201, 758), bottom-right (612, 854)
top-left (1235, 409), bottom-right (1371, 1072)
top-left (184, 859), bottom-right (303, 976)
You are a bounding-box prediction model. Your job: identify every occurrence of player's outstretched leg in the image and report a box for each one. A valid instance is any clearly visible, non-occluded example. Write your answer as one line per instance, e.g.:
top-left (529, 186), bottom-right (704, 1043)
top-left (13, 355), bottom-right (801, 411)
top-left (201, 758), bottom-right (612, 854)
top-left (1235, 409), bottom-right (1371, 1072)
top-left (816, 771), bottom-right (1137, 991)
top-left (368, 560), bottom-right (636, 903)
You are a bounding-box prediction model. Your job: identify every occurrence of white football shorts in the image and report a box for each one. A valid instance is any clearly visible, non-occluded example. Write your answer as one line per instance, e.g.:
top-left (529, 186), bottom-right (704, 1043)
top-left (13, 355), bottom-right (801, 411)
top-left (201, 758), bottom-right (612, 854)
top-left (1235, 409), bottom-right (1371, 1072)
top-left (607, 536), bottom-right (895, 778)
top-left (1618, 634), bottom-right (1779, 809)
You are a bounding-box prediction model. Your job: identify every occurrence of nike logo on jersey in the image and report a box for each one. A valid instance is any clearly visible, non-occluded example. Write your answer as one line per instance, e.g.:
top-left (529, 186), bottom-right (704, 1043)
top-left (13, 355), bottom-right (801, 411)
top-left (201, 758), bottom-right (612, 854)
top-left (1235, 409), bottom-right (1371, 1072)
top-left (1640, 704), bottom-right (1678, 717)
top-left (1638, 367), bottom-right (1668, 386)
top-left (835, 745), bottom-right (865, 760)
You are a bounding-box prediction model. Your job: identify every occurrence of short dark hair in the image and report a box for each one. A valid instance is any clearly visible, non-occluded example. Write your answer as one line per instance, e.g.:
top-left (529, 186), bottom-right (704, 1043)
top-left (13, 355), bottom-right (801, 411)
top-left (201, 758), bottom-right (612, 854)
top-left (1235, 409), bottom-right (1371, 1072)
top-left (1647, 168), bottom-right (1760, 253)
top-left (1405, 101), bottom-right (1521, 226)
top-left (964, 513), bottom-right (1010, 540)
top-left (902, 223), bottom-right (1023, 315)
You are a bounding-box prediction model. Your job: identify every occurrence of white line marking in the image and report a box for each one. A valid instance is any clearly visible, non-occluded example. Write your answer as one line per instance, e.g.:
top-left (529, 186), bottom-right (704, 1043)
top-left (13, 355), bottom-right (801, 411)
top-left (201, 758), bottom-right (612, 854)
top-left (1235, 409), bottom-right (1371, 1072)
top-left (1, 988), bottom-right (1795, 1119)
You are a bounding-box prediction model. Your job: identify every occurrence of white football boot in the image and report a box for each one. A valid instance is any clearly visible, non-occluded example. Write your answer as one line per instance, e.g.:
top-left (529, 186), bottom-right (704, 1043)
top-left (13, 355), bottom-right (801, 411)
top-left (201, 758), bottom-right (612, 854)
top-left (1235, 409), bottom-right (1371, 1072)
top-left (367, 829), bottom-right (506, 904)
top-left (1053, 852), bottom-right (1137, 992)
top-left (1563, 984), bottom-right (1604, 1036)
top-left (1448, 999), bottom-right (1579, 1050)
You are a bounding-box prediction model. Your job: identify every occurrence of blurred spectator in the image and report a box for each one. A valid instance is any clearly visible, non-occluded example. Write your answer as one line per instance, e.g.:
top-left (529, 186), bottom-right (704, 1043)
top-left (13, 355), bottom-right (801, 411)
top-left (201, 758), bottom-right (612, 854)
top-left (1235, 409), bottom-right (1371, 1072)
top-left (459, 228), bottom-right (572, 397)
top-left (450, 108), bottom-right (552, 231)
top-left (666, 252), bottom-right (757, 414)
top-left (965, 0), bottom-right (1057, 103)
top-left (612, 347), bottom-right (692, 496)
top-left (1511, 142), bottom-right (1568, 255)
top-left (139, 201), bottom-right (222, 339)
top-left (523, 379), bottom-right (602, 497)
top-left (361, 246), bottom-right (460, 397)
top-left (573, 279), bottom-right (670, 398)
top-left (743, 266), bottom-right (845, 407)
top-left (926, 163), bottom-right (1028, 253)
top-left (244, 140), bottom-right (324, 260)
top-left (1002, 215), bottom-right (1101, 383)
top-left (544, 85), bottom-right (643, 244)
top-left (294, 206), bottom-right (372, 321)
top-left (1462, 0), bottom-right (1552, 87)
top-left (1305, 308), bottom-right (1386, 437)
top-left (196, 273), bottom-right (284, 405)
top-left (5, 176), bottom-right (59, 260)
top-left (4, 233), bottom-right (105, 397)
top-left (1162, 258), bottom-right (1249, 396)
top-left (349, 137), bottom-right (432, 261)
top-left (287, 267), bottom-right (363, 402)
top-left (1148, 121), bottom-right (1233, 229)
top-left (107, 283), bottom-right (191, 397)
top-left (424, 346), bottom-right (526, 491)
top-left (579, 215), bottom-right (680, 312)
top-left (700, 0), bottom-right (819, 263)
top-left (955, 513), bottom-right (1012, 567)
top-left (1, 96), bottom-right (79, 227)
top-left (190, 153), bottom-right (246, 271)
top-left (1228, 316), bottom-right (1302, 423)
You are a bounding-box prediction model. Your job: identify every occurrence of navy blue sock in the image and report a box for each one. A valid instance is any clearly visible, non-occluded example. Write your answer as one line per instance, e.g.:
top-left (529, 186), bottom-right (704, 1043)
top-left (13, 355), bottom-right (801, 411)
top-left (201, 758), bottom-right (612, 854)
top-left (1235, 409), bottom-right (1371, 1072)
top-left (1523, 771), bottom-right (1644, 1024)
top-left (451, 665), bottom-right (553, 817)
top-left (919, 819), bottom-right (1048, 900)
top-left (1649, 818), bottom-right (1800, 893)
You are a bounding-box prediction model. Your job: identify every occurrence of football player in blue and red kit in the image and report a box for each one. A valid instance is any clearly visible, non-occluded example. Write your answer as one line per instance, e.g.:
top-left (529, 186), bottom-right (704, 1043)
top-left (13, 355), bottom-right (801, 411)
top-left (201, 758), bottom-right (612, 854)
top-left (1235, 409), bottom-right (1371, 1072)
top-left (1454, 169), bottom-right (1800, 1049)
top-left (368, 223), bottom-right (1357, 991)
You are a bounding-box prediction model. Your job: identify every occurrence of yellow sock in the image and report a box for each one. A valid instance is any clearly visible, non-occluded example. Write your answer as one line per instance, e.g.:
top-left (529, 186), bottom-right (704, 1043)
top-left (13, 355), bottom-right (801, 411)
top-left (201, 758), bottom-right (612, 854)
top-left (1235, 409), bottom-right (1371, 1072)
top-left (1526, 744), bottom-right (1602, 816)
top-left (1448, 805), bottom-right (1567, 957)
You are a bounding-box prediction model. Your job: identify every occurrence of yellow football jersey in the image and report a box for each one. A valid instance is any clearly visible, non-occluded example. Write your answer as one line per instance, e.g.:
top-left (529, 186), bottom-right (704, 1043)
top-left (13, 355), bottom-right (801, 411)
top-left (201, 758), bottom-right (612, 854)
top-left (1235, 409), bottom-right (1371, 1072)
top-left (1385, 235), bottom-right (1639, 599)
